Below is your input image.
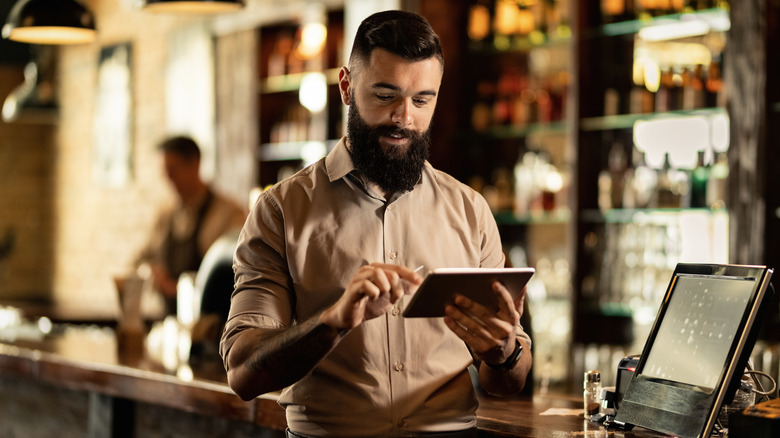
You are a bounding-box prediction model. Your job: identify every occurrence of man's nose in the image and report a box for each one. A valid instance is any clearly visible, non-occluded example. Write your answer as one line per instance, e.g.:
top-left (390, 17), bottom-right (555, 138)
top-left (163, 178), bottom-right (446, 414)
top-left (391, 99), bottom-right (413, 127)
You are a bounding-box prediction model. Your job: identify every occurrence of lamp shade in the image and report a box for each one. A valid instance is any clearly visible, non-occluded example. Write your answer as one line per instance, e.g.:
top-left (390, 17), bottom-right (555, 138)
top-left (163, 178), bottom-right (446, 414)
top-left (143, 0), bottom-right (244, 14)
top-left (2, 0), bottom-right (96, 45)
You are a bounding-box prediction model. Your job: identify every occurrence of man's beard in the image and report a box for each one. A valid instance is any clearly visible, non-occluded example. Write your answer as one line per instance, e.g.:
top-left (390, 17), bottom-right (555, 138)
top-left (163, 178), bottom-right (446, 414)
top-left (346, 101), bottom-right (431, 194)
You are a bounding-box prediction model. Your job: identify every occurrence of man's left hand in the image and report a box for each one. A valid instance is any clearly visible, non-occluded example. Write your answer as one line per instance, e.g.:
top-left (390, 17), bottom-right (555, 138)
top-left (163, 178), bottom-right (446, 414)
top-left (442, 280), bottom-right (525, 366)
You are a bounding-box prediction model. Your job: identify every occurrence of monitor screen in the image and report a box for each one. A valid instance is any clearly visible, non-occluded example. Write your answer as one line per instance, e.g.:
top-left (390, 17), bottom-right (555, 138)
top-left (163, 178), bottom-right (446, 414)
top-left (615, 264), bottom-right (774, 438)
top-left (641, 275), bottom-right (756, 391)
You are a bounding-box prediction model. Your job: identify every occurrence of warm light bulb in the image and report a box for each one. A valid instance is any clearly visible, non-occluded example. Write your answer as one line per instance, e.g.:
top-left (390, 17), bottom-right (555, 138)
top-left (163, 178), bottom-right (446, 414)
top-left (297, 22), bottom-right (327, 59)
top-left (299, 72), bottom-right (327, 113)
top-left (468, 4), bottom-right (490, 40)
top-left (494, 0), bottom-right (518, 35)
top-left (143, 1), bottom-right (243, 14)
top-left (516, 8), bottom-right (535, 35)
top-left (4, 26), bottom-right (95, 44)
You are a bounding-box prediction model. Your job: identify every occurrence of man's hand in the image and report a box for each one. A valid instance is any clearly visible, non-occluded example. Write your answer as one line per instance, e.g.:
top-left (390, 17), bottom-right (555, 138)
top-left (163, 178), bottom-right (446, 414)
top-left (150, 264), bottom-right (178, 298)
top-left (320, 263), bottom-right (424, 331)
top-left (442, 280), bottom-right (523, 365)
top-left (443, 280), bottom-right (531, 396)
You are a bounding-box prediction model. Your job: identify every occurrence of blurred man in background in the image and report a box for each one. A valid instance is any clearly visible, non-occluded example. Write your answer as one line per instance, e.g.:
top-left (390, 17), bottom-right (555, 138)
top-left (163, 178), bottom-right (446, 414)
top-left (136, 136), bottom-right (247, 315)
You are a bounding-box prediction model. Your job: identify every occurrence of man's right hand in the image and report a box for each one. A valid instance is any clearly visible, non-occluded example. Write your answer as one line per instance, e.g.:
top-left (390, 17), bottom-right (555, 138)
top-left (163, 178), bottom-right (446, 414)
top-left (320, 263), bottom-right (423, 331)
top-left (226, 263), bottom-right (423, 399)
top-left (150, 264), bottom-right (177, 298)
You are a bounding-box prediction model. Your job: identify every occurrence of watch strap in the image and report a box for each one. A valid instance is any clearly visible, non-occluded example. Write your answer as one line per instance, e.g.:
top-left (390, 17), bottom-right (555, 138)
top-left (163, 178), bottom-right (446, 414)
top-left (485, 338), bottom-right (523, 371)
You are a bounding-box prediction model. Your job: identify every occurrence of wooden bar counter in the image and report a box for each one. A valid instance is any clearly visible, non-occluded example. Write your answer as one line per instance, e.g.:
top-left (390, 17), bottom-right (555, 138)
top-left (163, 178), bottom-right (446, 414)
top-left (0, 324), bottom-right (669, 438)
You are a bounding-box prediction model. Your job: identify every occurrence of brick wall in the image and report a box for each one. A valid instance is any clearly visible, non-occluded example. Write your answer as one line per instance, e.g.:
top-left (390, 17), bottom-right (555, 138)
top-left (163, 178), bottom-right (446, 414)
top-left (0, 66), bottom-right (55, 301)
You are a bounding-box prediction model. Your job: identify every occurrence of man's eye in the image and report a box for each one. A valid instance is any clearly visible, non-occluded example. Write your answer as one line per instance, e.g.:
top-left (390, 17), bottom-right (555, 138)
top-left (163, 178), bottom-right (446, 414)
top-left (376, 94), bottom-right (394, 101)
top-left (413, 98), bottom-right (429, 106)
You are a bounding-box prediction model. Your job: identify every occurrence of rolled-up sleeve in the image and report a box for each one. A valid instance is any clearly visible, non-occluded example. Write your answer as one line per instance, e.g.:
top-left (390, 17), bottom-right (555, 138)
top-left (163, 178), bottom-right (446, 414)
top-left (219, 190), bottom-right (294, 370)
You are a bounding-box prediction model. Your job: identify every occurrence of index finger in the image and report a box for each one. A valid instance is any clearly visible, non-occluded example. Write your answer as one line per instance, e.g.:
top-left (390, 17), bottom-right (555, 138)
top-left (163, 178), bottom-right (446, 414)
top-left (368, 262), bottom-right (424, 286)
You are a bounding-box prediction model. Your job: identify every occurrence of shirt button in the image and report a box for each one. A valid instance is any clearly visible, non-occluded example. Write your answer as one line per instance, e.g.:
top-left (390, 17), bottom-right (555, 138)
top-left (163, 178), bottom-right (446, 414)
top-left (389, 252), bottom-right (397, 260)
top-left (391, 307), bottom-right (400, 316)
top-left (394, 362), bottom-right (404, 372)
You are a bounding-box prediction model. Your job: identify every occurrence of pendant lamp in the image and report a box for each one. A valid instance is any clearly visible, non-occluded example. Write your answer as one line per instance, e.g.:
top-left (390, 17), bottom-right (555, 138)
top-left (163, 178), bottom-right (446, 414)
top-left (2, 0), bottom-right (96, 45)
top-left (142, 0), bottom-right (244, 14)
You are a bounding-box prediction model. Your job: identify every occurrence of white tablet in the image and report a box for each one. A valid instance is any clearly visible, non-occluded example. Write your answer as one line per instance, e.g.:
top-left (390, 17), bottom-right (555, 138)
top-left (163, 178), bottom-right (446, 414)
top-left (402, 267), bottom-right (535, 318)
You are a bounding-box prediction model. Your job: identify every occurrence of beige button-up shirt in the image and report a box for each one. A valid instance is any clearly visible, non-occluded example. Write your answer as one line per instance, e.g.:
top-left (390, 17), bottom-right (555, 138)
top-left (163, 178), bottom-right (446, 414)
top-left (222, 139), bottom-right (531, 437)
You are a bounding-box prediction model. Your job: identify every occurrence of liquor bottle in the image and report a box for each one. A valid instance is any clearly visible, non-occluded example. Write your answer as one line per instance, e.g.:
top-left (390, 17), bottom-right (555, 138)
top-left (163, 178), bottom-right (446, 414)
top-left (545, 0), bottom-right (561, 38)
top-left (601, 0), bottom-right (626, 24)
top-left (669, 66), bottom-right (684, 111)
top-left (630, 60), bottom-right (656, 114)
top-left (494, 0), bottom-right (518, 38)
top-left (690, 64), bottom-right (707, 108)
top-left (531, 1), bottom-right (548, 39)
top-left (552, 0), bottom-right (571, 40)
top-left (516, 4), bottom-right (535, 36)
top-left (681, 67), bottom-right (695, 110)
top-left (657, 0), bottom-right (672, 15)
top-left (631, 149), bottom-right (657, 208)
top-left (608, 141), bottom-right (628, 209)
top-left (655, 68), bottom-right (673, 113)
top-left (268, 32), bottom-right (294, 77)
top-left (468, 0), bottom-right (492, 41)
top-left (690, 149), bottom-right (710, 208)
top-left (655, 153), bottom-right (679, 208)
top-left (707, 152), bottom-right (729, 209)
top-left (705, 60), bottom-right (723, 108)
top-left (471, 80), bottom-right (495, 131)
top-left (637, 0), bottom-right (658, 18)
top-left (605, 87), bottom-right (620, 116)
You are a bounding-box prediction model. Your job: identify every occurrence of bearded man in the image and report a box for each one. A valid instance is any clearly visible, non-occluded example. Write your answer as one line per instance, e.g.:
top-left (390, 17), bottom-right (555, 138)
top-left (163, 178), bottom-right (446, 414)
top-left (220, 10), bottom-right (532, 438)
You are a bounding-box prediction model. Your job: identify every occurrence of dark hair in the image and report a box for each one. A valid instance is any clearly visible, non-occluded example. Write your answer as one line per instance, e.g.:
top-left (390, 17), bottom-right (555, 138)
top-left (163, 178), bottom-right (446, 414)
top-left (349, 10), bottom-right (443, 72)
top-left (158, 136), bottom-right (201, 161)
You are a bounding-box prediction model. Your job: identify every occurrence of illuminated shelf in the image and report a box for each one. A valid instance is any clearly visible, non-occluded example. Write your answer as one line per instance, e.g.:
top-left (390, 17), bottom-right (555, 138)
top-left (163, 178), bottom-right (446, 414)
top-left (258, 139), bottom-right (338, 162)
top-left (260, 68), bottom-right (340, 93)
top-left (467, 32), bottom-right (571, 54)
top-left (494, 208), bottom-right (570, 226)
top-left (580, 207), bottom-right (728, 224)
top-left (483, 121), bottom-right (568, 139)
top-left (598, 7), bottom-right (729, 38)
top-left (580, 107), bottom-right (726, 131)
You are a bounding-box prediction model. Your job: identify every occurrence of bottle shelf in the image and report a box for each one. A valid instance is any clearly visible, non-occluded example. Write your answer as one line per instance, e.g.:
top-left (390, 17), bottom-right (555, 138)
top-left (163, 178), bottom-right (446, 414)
top-left (258, 139), bottom-right (338, 162)
top-left (580, 207), bottom-right (728, 224)
top-left (467, 33), bottom-right (571, 54)
top-left (494, 208), bottom-right (570, 226)
top-left (260, 68), bottom-right (341, 94)
top-left (599, 7), bottom-right (729, 38)
top-left (473, 121), bottom-right (568, 140)
top-left (580, 106), bottom-right (726, 131)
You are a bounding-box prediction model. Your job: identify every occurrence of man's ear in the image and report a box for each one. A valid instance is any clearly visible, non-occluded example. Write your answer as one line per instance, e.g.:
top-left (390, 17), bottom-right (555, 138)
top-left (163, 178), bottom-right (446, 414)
top-left (338, 67), bottom-right (352, 105)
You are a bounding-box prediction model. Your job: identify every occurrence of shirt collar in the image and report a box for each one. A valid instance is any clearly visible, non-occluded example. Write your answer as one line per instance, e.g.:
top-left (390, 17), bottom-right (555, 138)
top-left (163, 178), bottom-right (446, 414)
top-left (324, 136), bottom-right (436, 198)
top-left (325, 137), bottom-right (355, 183)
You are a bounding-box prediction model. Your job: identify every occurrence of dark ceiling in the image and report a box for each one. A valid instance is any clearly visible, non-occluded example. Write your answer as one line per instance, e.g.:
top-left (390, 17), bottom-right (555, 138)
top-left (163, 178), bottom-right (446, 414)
top-left (0, 0), bottom-right (34, 65)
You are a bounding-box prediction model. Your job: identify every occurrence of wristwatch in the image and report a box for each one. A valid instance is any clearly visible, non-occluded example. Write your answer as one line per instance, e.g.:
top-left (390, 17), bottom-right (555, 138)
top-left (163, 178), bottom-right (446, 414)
top-left (485, 338), bottom-right (523, 371)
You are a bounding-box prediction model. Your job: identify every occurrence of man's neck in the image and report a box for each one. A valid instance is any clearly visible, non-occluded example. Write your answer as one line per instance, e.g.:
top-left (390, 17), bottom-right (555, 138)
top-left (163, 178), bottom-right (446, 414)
top-left (368, 181), bottom-right (394, 200)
